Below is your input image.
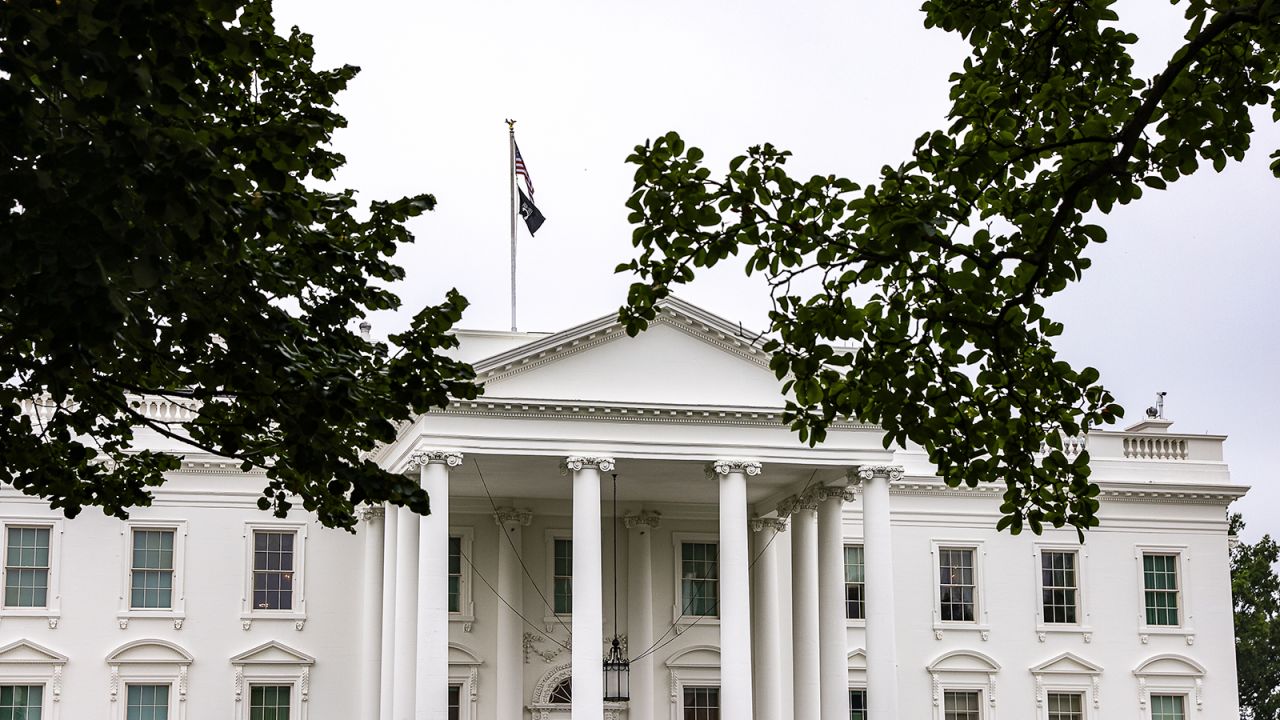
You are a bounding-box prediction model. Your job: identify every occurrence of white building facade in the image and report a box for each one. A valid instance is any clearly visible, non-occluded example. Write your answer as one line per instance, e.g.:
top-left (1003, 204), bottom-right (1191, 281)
top-left (0, 298), bottom-right (1245, 720)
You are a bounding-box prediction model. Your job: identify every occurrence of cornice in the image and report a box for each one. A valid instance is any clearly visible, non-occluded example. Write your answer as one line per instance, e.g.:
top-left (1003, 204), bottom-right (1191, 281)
top-left (429, 397), bottom-right (876, 430)
top-left (887, 478), bottom-right (1246, 505)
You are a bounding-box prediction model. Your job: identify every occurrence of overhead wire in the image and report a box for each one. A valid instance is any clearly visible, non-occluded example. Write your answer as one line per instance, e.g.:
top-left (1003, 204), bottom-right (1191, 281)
top-left (458, 549), bottom-right (570, 652)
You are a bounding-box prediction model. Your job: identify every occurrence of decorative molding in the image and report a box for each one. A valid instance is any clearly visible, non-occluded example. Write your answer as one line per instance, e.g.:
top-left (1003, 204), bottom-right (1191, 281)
top-left (301, 667), bottom-right (310, 702)
top-left (173, 618), bottom-right (184, 630)
top-left (775, 495), bottom-right (800, 518)
top-left (750, 516), bottom-right (788, 533)
top-left (523, 632), bottom-right (564, 664)
top-left (1035, 675), bottom-right (1044, 707)
top-left (1092, 676), bottom-right (1101, 709)
top-left (705, 459), bottom-right (763, 479)
top-left (294, 619), bottom-right (306, 631)
top-left (851, 464), bottom-right (905, 483)
top-left (560, 456), bottom-right (615, 473)
top-left (407, 450), bottom-right (464, 471)
top-left (980, 630), bottom-right (991, 642)
top-left (1195, 677), bottom-right (1203, 709)
top-left (1037, 632), bottom-right (1046, 643)
top-left (931, 672), bottom-right (941, 706)
top-left (109, 665), bottom-right (119, 702)
top-left (934, 629), bottom-right (944, 641)
top-left (357, 505), bottom-right (385, 522)
top-left (814, 483), bottom-right (856, 504)
top-left (1138, 677), bottom-right (1147, 709)
top-left (234, 667), bottom-right (243, 702)
top-left (1139, 633), bottom-right (1149, 645)
top-left (178, 664), bottom-right (188, 701)
top-left (623, 510), bottom-right (662, 529)
top-left (988, 672), bottom-right (997, 707)
top-left (242, 619), bottom-right (253, 631)
top-left (51, 665), bottom-right (62, 702)
top-left (1185, 634), bottom-right (1196, 646)
top-left (493, 507), bottom-right (534, 527)
top-left (47, 617), bottom-right (58, 630)
top-left (1083, 632), bottom-right (1093, 644)
top-left (117, 618), bottom-right (129, 630)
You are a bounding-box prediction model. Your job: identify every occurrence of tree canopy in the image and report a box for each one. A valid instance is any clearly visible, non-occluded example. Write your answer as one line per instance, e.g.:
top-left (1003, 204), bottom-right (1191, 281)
top-left (1231, 513), bottom-right (1280, 719)
top-left (619, 0), bottom-right (1280, 535)
top-left (0, 0), bottom-right (480, 529)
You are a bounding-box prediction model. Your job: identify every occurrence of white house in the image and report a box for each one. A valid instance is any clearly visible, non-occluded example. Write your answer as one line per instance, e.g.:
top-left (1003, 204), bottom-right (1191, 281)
top-left (0, 297), bottom-right (1244, 720)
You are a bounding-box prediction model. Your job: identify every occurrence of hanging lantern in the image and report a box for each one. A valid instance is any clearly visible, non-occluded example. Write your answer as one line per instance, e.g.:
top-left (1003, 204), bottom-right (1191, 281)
top-left (603, 636), bottom-right (630, 701)
top-left (603, 473), bottom-right (630, 701)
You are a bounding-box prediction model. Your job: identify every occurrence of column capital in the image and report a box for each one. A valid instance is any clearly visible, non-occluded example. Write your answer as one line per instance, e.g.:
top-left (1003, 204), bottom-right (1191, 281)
top-left (560, 455), bottom-right (615, 474)
top-left (357, 505), bottom-right (385, 522)
top-left (493, 507), bottom-right (533, 527)
top-left (705, 459), bottom-right (763, 479)
top-left (408, 449), bottom-right (464, 470)
top-left (848, 464), bottom-right (904, 484)
top-left (751, 516), bottom-right (788, 533)
top-left (776, 489), bottom-right (821, 518)
top-left (814, 483), bottom-right (857, 504)
top-left (623, 510), bottom-right (662, 529)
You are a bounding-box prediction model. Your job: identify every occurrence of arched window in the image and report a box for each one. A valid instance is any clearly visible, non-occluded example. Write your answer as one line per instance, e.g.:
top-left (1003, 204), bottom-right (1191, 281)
top-left (548, 678), bottom-right (571, 704)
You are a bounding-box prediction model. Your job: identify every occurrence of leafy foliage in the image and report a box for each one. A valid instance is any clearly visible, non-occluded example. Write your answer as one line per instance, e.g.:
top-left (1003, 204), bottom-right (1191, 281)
top-left (619, 0), bottom-right (1280, 534)
top-left (1231, 513), bottom-right (1280, 719)
top-left (0, 0), bottom-right (480, 529)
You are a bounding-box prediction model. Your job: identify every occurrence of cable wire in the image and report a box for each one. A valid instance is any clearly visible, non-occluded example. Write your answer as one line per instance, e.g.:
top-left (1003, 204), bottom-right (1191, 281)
top-left (459, 549), bottom-right (570, 652)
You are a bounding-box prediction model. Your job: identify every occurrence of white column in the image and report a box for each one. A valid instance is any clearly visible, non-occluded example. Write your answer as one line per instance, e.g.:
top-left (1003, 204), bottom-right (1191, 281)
top-left (854, 465), bottom-right (902, 718)
top-left (818, 485), bottom-right (855, 720)
top-left (751, 516), bottom-right (786, 720)
top-left (380, 504), bottom-right (398, 720)
top-left (786, 492), bottom-right (820, 720)
top-left (417, 450), bottom-right (463, 720)
top-left (495, 508), bottom-right (532, 720)
top-left (708, 460), bottom-right (758, 720)
top-left (625, 511), bottom-right (661, 720)
top-left (565, 455), bottom-right (613, 720)
top-left (392, 504), bottom-right (420, 720)
top-left (360, 505), bottom-right (385, 717)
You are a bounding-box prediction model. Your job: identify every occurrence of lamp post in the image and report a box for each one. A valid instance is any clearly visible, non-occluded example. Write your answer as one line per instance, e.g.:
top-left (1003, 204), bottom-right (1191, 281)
top-left (603, 473), bottom-right (630, 702)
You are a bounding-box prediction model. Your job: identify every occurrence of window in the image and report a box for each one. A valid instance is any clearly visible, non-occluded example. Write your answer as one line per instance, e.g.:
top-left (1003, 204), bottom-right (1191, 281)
top-left (943, 690), bottom-right (981, 720)
top-left (681, 542), bottom-right (718, 617)
top-left (1143, 554), bottom-right (1180, 626)
top-left (844, 546), bottom-right (865, 621)
top-left (1041, 550), bottom-right (1078, 624)
top-left (3, 528), bottom-right (48, 608)
top-left (448, 685), bottom-right (461, 720)
top-left (250, 685), bottom-right (290, 720)
top-left (448, 536), bottom-right (462, 614)
top-left (683, 686), bottom-right (719, 720)
top-left (1047, 691), bottom-right (1083, 720)
top-left (253, 531), bottom-right (295, 611)
top-left (0, 685), bottom-right (43, 720)
top-left (849, 688), bottom-right (867, 720)
top-left (548, 679), bottom-right (571, 703)
top-left (131, 529), bottom-right (174, 610)
top-left (938, 547), bottom-right (976, 622)
top-left (126, 684), bottom-right (170, 720)
top-left (242, 523), bottom-right (307, 625)
top-left (552, 538), bottom-right (572, 615)
top-left (1150, 695), bottom-right (1185, 720)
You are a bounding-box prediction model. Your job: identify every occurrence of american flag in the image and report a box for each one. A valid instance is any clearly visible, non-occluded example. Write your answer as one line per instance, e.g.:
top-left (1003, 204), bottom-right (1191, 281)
top-left (514, 142), bottom-right (534, 198)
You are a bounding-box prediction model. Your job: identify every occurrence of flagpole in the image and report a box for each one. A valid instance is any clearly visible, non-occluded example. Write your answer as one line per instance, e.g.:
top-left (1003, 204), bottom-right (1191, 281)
top-left (506, 119), bottom-right (517, 332)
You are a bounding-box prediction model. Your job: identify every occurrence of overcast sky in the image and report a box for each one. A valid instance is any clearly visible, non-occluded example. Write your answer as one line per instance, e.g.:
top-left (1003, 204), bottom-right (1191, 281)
top-left (274, 0), bottom-right (1279, 542)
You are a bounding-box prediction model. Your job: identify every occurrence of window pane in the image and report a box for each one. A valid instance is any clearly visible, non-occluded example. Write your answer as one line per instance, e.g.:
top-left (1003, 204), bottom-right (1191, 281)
top-left (845, 546), bottom-right (865, 620)
top-left (449, 536), bottom-right (462, 613)
top-left (681, 543), bottom-right (719, 617)
top-left (1047, 691), bottom-right (1083, 720)
top-left (130, 529), bottom-right (176, 610)
top-left (939, 548), bottom-right (976, 622)
top-left (250, 685), bottom-right (291, 720)
top-left (1041, 551), bottom-right (1078, 624)
top-left (683, 686), bottom-right (720, 720)
top-left (1143, 553), bottom-right (1180, 626)
top-left (448, 685), bottom-right (462, 720)
top-left (4, 527), bottom-right (50, 608)
top-left (252, 531), bottom-right (296, 610)
top-left (943, 690), bottom-right (980, 720)
top-left (126, 685), bottom-right (169, 720)
top-left (849, 688), bottom-right (867, 720)
top-left (0, 685), bottom-right (44, 720)
top-left (553, 538), bottom-right (572, 614)
top-left (1151, 694), bottom-right (1186, 720)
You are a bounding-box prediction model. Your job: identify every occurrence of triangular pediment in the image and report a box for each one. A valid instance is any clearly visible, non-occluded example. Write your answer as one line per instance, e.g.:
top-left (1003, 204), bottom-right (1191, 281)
top-left (0, 639), bottom-right (67, 665)
top-left (1031, 652), bottom-right (1102, 675)
top-left (230, 640), bottom-right (314, 666)
top-left (472, 298), bottom-right (786, 408)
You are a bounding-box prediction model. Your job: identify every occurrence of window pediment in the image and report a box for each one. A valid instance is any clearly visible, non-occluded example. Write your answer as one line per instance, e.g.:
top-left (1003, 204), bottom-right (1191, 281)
top-left (1133, 653), bottom-right (1205, 678)
top-left (664, 644), bottom-right (720, 669)
top-left (230, 640), bottom-right (314, 666)
top-left (928, 649), bottom-right (1001, 674)
top-left (0, 639), bottom-right (67, 665)
top-left (106, 638), bottom-right (193, 665)
top-left (1031, 652), bottom-right (1102, 676)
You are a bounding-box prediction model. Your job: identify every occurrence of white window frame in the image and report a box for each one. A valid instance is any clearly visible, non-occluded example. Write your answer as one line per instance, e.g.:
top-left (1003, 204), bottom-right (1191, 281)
top-left (1030, 652), bottom-right (1102, 720)
top-left (1145, 692), bottom-right (1191, 720)
top-left (1134, 545), bottom-right (1194, 642)
top-left (106, 639), bottom-right (192, 720)
top-left (448, 642), bottom-right (482, 720)
top-left (0, 639), bottom-right (66, 720)
top-left (1041, 688), bottom-right (1091, 720)
top-left (937, 685), bottom-right (989, 720)
top-left (118, 520), bottom-right (187, 627)
top-left (1033, 543), bottom-right (1091, 640)
top-left (231, 641), bottom-right (314, 720)
top-left (450, 526), bottom-right (475, 631)
top-left (0, 518), bottom-right (63, 624)
top-left (930, 539), bottom-right (989, 637)
top-left (241, 522), bottom-right (308, 628)
top-left (543, 529), bottom-right (571, 632)
top-left (665, 645), bottom-right (721, 720)
top-left (844, 538), bottom-right (866, 628)
top-left (671, 532), bottom-right (720, 625)
top-left (1133, 654), bottom-right (1205, 715)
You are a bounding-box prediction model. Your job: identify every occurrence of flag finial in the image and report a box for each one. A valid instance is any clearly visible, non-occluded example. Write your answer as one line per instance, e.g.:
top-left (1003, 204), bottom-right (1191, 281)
top-left (505, 118), bottom-right (516, 131)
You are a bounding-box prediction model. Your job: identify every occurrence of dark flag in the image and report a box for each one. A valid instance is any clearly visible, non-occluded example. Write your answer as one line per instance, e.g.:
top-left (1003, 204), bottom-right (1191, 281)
top-left (518, 188), bottom-right (545, 235)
